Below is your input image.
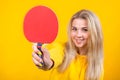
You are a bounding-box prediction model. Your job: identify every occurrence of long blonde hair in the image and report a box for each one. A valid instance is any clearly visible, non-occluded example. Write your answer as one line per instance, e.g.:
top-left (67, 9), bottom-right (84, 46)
top-left (59, 10), bottom-right (103, 80)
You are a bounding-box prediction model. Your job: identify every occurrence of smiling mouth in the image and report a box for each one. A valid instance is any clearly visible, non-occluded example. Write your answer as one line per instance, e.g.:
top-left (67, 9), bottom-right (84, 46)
top-left (75, 39), bottom-right (84, 44)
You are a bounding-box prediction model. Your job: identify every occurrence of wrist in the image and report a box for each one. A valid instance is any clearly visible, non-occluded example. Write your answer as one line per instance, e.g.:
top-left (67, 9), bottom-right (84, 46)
top-left (42, 59), bottom-right (54, 70)
top-left (48, 59), bottom-right (54, 70)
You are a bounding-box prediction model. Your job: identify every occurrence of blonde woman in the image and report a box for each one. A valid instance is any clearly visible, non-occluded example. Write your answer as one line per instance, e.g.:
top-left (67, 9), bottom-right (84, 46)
top-left (32, 9), bottom-right (104, 80)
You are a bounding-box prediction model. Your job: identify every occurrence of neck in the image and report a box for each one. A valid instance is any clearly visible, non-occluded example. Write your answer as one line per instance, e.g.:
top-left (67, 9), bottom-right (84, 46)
top-left (78, 46), bottom-right (87, 55)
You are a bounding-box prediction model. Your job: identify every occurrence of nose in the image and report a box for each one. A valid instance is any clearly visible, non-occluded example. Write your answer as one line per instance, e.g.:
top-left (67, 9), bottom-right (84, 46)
top-left (77, 30), bottom-right (82, 37)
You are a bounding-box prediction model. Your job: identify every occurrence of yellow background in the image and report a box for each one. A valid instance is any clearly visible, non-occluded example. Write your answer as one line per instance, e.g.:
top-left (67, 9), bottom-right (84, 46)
top-left (0, 0), bottom-right (120, 80)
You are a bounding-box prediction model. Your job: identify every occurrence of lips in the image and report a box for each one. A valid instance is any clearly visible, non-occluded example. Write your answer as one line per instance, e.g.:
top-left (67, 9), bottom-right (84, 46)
top-left (75, 38), bottom-right (84, 44)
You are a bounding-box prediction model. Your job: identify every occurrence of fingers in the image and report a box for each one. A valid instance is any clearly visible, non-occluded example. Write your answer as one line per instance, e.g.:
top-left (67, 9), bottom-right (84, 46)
top-left (32, 57), bottom-right (43, 67)
top-left (32, 52), bottom-right (43, 66)
top-left (32, 43), bottom-right (39, 53)
top-left (32, 57), bottom-right (41, 67)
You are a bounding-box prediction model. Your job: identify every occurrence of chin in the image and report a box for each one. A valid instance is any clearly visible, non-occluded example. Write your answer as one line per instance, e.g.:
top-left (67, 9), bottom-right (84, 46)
top-left (76, 45), bottom-right (83, 48)
top-left (75, 43), bottom-right (84, 48)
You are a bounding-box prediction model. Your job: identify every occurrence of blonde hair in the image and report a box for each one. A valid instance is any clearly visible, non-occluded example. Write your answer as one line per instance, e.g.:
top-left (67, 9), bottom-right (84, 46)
top-left (58, 10), bottom-right (103, 80)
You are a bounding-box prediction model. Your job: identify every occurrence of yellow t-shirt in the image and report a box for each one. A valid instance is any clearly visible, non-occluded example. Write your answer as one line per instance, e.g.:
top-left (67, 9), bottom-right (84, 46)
top-left (43, 42), bottom-right (103, 80)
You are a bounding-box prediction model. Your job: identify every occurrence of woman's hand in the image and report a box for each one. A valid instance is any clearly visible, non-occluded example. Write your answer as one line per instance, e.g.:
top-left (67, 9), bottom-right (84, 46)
top-left (32, 43), bottom-right (54, 70)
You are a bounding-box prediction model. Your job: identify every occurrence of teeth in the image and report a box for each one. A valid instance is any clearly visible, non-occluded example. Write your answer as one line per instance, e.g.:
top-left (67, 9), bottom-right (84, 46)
top-left (80, 38), bottom-right (84, 40)
top-left (76, 38), bottom-right (84, 43)
top-left (76, 38), bottom-right (84, 41)
top-left (76, 39), bottom-right (82, 43)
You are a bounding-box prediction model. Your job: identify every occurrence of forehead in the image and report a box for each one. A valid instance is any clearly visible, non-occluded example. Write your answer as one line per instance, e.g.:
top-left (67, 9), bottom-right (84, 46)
top-left (72, 18), bottom-right (88, 27)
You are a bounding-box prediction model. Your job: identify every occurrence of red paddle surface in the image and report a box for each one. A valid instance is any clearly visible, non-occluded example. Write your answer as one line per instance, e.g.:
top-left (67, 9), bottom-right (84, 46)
top-left (23, 6), bottom-right (58, 43)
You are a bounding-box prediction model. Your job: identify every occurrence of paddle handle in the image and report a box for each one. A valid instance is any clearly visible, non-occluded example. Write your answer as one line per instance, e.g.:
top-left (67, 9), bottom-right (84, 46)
top-left (37, 43), bottom-right (44, 67)
top-left (37, 43), bottom-right (43, 53)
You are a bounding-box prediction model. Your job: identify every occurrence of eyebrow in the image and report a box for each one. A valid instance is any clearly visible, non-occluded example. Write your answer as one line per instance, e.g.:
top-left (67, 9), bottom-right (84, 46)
top-left (71, 26), bottom-right (88, 28)
top-left (71, 26), bottom-right (76, 27)
top-left (82, 27), bottom-right (88, 28)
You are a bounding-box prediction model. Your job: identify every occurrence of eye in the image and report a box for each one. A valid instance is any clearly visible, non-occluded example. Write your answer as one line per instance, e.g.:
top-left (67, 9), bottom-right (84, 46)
top-left (71, 26), bottom-right (77, 31)
top-left (82, 27), bottom-right (88, 32)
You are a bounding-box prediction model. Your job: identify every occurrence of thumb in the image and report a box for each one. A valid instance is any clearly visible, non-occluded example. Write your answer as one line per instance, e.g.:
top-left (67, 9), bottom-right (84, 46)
top-left (41, 47), bottom-right (50, 58)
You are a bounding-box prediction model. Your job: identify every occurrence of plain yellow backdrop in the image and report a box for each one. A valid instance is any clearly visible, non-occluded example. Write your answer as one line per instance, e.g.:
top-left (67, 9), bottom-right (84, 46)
top-left (0, 0), bottom-right (120, 80)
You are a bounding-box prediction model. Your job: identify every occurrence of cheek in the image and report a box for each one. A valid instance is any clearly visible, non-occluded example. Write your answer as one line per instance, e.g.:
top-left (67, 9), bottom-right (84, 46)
top-left (84, 33), bottom-right (90, 41)
top-left (70, 32), bottom-right (76, 39)
top-left (85, 35), bottom-right (89, 39)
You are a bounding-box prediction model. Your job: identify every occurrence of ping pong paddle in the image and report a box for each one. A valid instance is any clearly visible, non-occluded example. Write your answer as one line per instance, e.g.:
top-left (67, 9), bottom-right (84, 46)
top-left (23, 5), bottom-right (58, 66)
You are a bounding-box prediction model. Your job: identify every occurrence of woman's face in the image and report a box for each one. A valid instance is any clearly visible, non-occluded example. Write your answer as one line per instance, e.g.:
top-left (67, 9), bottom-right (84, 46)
top-left (71, 18), bottom-right (90, 48)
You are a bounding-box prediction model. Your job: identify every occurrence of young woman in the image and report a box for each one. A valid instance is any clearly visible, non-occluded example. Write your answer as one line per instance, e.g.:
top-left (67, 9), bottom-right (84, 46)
top-left (32, 9), bottom-right (104, 80)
